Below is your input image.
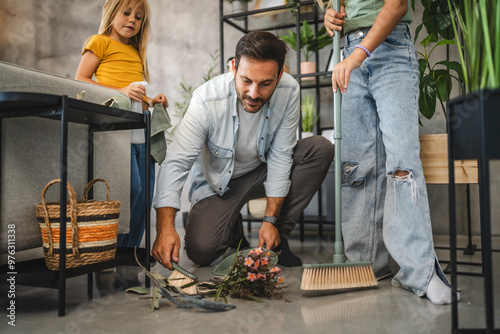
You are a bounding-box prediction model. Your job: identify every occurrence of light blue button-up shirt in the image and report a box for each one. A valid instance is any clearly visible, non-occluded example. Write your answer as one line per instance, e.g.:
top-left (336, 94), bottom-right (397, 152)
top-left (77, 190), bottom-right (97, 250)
top-left (153, 72), bottom-right (300, 211)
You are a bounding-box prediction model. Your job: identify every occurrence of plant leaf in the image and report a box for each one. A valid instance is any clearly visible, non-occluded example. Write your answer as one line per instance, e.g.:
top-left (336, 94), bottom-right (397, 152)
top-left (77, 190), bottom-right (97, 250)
top-left (125, 286), bottom-right (150, 295)
top-left (421, 32), bottom-right (437, 48)
top-left (434, 69), bottom-right (452, 102)
top-left (436, 60), bottom-right (464, 82)
top-left (419, 74), bottom-right (437, 120)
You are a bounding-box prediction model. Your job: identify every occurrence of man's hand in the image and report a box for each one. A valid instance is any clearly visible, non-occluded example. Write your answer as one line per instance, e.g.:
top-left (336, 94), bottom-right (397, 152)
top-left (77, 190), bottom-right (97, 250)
top-left (152, 207), bottom-right (180, 270)
top-left (257, 222), bottom-right (281, 251)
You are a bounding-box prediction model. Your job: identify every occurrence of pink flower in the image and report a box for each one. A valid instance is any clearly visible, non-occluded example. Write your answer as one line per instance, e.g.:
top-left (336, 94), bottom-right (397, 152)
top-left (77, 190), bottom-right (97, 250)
top-left (270, 266), bottom-right (282, 275)
top-left (247, 272), bottom-right (257, 282)
top-left (260, 257), bottom-right (269, 266)
top-left (244, 257), bottom-right (254, 267)
top-left (248, 249), bottom-right (255, 255)
top-left (257, 273), bottom-right (266, 280)
top-left (276, 276), bottom-right (284, 285)
top-left (254, 247), bottom-right (263, 255)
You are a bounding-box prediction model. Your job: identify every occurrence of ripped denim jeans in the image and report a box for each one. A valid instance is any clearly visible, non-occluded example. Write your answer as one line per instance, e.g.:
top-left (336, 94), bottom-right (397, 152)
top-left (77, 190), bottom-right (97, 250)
top-left (340, 23), bottom-right (446, 297)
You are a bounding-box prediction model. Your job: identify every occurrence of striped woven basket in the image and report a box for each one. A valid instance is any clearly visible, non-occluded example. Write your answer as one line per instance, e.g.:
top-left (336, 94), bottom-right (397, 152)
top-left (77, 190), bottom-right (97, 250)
top-left (35, 178), bottom-right (120, 270)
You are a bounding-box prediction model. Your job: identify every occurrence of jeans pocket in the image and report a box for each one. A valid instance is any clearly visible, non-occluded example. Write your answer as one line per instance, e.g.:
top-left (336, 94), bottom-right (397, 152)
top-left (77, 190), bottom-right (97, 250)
top-left (382, 29), bottom-right (411, 50)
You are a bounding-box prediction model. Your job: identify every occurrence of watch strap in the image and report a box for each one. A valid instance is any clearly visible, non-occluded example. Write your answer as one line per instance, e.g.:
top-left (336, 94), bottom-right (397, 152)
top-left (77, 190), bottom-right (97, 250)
top-left (263, 215), bottom-right (277, 225)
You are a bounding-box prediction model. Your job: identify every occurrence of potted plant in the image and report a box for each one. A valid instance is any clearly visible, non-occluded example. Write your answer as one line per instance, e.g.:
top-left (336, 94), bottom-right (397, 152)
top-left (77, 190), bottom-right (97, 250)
top-left (282, 20), bottom-right (332, 79)
top-left (446, 0), bottom-right (500, 158)
top-left (301, 94), bottom-right (319, 137)
top-left (225, 0), bottom-right (252, 20)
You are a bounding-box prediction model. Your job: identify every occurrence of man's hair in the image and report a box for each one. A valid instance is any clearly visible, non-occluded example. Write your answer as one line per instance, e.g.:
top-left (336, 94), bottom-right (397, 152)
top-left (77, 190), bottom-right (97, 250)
top-left (234, 31), bottom-right (288, 76)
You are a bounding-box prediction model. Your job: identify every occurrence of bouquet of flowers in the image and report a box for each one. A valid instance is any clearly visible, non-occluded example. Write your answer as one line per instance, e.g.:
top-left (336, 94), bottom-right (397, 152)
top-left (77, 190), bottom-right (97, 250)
top-left (201, 247), bottom-right (287, 302)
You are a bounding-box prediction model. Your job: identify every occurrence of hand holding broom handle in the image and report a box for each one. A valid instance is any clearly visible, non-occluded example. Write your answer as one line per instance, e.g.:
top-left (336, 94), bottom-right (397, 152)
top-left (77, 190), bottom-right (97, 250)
top-left (332, 0), bottom-right (344, 265)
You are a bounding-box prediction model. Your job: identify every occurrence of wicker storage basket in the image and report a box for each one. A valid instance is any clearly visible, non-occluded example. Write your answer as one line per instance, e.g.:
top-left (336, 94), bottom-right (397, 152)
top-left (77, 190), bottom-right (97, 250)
top-left (35, 178), bottom-right (120, 270)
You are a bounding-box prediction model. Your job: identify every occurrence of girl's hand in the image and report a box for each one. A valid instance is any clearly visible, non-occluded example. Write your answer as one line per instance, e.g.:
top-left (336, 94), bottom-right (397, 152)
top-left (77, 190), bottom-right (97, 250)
top-left (119, 84), bottom-right (147, 102)
top-left (152, 94), bottom-right (169, 108)
top-left (331, 50), bottom-right (365, 94)
top-left (324, 6), bottom-right (346, 37)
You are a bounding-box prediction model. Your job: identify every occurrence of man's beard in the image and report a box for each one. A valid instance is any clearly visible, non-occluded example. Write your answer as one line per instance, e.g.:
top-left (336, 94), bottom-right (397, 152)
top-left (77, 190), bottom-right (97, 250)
top-left (239, 95), bottom-right (266, 113)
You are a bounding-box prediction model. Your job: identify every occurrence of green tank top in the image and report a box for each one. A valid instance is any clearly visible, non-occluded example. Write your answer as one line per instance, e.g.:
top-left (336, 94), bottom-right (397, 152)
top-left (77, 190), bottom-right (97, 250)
top-left (343, 0), bottom-right (412, 34)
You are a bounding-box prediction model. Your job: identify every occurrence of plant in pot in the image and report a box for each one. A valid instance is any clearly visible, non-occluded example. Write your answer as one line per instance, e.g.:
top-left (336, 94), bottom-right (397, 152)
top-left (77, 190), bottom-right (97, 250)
top-left (282, 20), bottom-right (332, 79)
top-left (412, 0), bottom-right (479, 186)
top-left (301, 94), bottom-right (319, 137)
top-left (225, 0), bottom-right (252, 20)
top-left (446, 0), bottom-right (500, 159)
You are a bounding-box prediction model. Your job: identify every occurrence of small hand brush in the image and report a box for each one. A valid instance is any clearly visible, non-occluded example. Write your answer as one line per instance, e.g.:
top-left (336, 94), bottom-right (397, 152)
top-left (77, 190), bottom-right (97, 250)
top-left (301, 0), bottom-right (377, 292)
top-left (167, 262), bottom-right (199, 295)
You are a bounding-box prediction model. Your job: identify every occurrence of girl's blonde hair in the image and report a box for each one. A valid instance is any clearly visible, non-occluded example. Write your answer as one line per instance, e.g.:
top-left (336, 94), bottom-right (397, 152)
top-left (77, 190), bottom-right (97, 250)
top-left (99, 0), bottom-right (151, 82)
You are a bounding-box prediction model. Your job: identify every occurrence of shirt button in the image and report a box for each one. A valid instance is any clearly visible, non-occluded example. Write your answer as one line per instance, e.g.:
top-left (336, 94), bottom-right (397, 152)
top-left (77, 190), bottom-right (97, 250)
top-left (260, 137), bottom-right (264, 140)
top-left (219, 187), bottom-right (222, 190)
top-left (216, 152), bottom-right (219, 155)
top-left (229, 170), bottom-right (232, 173)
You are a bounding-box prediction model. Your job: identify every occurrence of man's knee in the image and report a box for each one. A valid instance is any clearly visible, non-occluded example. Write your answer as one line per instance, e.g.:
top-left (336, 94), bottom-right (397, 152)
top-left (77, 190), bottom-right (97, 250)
top-left (185, 236), bottom-right (224, 266)
top-left (299, 135), bottom-right (334, 167)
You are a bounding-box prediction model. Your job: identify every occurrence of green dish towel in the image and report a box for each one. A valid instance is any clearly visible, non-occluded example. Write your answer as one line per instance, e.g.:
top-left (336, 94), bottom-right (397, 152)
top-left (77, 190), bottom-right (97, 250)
top-left (100, 95), bottom-right (171, 164)
top-left (150, 103), bottom-right (171, 165)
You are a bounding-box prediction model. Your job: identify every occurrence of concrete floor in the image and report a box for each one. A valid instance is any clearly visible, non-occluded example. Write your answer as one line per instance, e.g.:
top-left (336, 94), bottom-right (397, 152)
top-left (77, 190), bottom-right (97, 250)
top-left (1, 222), bottom-right (499, 334)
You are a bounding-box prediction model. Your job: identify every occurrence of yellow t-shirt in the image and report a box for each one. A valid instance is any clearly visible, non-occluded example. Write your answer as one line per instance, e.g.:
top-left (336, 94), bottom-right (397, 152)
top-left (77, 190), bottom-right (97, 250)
top-left (83, 34), bottom-right (144, 88)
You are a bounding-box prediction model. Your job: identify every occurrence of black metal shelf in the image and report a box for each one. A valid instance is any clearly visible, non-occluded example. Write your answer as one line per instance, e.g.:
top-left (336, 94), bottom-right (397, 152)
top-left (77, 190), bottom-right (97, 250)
top-left (0, 92), bottom-right (152, 316)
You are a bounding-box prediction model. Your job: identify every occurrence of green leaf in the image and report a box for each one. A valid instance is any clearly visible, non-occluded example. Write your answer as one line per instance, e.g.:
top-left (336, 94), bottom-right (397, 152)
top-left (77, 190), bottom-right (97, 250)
top-left (414, 23), bottom-right (424, 42)
top-left (125, 286), bottom-right (150, 295)
top-left (421, 32), bottom-right (437, 48)
top-left (434, 69), bottom-right (452, 102)
top-left (436, 60), bottom-right (464, 82)
top-left (435, 38), bottom-right (456, 46)
top-left (418, 58), bottom-right (428, 78)
top-left (419, 74), bottom-right (437, 120)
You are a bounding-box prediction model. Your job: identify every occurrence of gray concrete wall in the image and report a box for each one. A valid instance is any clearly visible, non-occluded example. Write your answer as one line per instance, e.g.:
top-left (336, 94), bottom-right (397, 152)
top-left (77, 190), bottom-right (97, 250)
top-left (1, 0), bottom-right (498, 236)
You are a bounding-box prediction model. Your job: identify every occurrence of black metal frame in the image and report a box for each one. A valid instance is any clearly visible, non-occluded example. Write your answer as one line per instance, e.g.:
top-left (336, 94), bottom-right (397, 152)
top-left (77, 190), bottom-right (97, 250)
top-left (0, 92), bottom-right (152, 316)
top-left (447, 89), bottom-right (500, 333)
top-left (219, 0), bottom-right (335, 237)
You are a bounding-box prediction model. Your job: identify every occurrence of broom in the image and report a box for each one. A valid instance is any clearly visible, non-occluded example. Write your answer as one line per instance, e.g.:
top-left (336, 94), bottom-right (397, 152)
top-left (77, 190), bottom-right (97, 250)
top-left (167, 262), bottom-right (199, 295)
top-left (300, 0), bottom-right (377, 291)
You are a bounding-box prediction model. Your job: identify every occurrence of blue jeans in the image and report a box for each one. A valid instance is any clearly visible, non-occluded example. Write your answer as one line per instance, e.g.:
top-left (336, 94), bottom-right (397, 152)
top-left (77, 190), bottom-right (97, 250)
top-left (341, 23), bottom-right (446, 296)
top-left (117, 142), bottom-right (155, 247)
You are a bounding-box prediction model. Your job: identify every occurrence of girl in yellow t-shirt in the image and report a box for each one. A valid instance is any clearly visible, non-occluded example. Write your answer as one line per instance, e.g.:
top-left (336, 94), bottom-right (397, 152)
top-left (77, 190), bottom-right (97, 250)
top-left (75, 0), bottom-right (166, 248)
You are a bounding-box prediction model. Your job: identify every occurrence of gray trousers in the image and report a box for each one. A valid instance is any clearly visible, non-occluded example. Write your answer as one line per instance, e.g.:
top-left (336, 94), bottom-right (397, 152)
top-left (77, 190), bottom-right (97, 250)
top-left (184, 136), bottom-right (334, 265)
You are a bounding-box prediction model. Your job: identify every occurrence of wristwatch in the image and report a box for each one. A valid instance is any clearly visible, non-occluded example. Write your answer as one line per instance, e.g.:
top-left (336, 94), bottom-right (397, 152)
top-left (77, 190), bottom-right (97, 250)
top-left (263, 216), bottom-right (277, 225)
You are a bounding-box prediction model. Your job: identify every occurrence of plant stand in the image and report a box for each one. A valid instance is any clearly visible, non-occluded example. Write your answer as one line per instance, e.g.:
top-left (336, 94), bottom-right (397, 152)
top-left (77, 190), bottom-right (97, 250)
top-left (447, 88), bottom-right (500, 333)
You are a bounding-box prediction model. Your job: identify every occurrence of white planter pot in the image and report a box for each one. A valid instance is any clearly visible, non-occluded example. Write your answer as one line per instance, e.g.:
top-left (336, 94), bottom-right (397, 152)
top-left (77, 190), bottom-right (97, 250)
top-left (301, 131), bottom-right (313, 138)
top-left (232, 1), bottom-right (248, 20)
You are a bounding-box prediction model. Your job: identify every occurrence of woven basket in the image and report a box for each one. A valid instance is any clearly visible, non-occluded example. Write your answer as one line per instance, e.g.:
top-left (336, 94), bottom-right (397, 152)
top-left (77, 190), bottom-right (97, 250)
top-left (35, 178), bottom-right (120, 270)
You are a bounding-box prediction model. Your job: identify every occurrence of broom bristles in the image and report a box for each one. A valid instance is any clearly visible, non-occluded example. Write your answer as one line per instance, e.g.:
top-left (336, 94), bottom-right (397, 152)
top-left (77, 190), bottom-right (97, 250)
top-left (300, 264), bottom-right (378, 291)
top-left (168, 270), bottom-right (199, 295)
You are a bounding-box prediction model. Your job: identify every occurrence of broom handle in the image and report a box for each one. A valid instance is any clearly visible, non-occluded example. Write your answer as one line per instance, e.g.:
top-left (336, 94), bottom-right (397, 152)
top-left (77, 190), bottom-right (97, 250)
top-left (332, 0), bottom-right (344, 264)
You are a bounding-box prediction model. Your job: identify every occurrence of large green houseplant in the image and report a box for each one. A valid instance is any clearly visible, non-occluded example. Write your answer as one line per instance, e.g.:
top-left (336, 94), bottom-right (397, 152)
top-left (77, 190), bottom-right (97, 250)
top-left (413, 0), bottom-right (464, 121)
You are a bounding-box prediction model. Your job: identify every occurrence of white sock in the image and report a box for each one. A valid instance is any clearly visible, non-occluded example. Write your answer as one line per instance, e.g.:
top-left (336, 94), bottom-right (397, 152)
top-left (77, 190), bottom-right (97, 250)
top-left (426, 269), bottom-right (461, 305)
